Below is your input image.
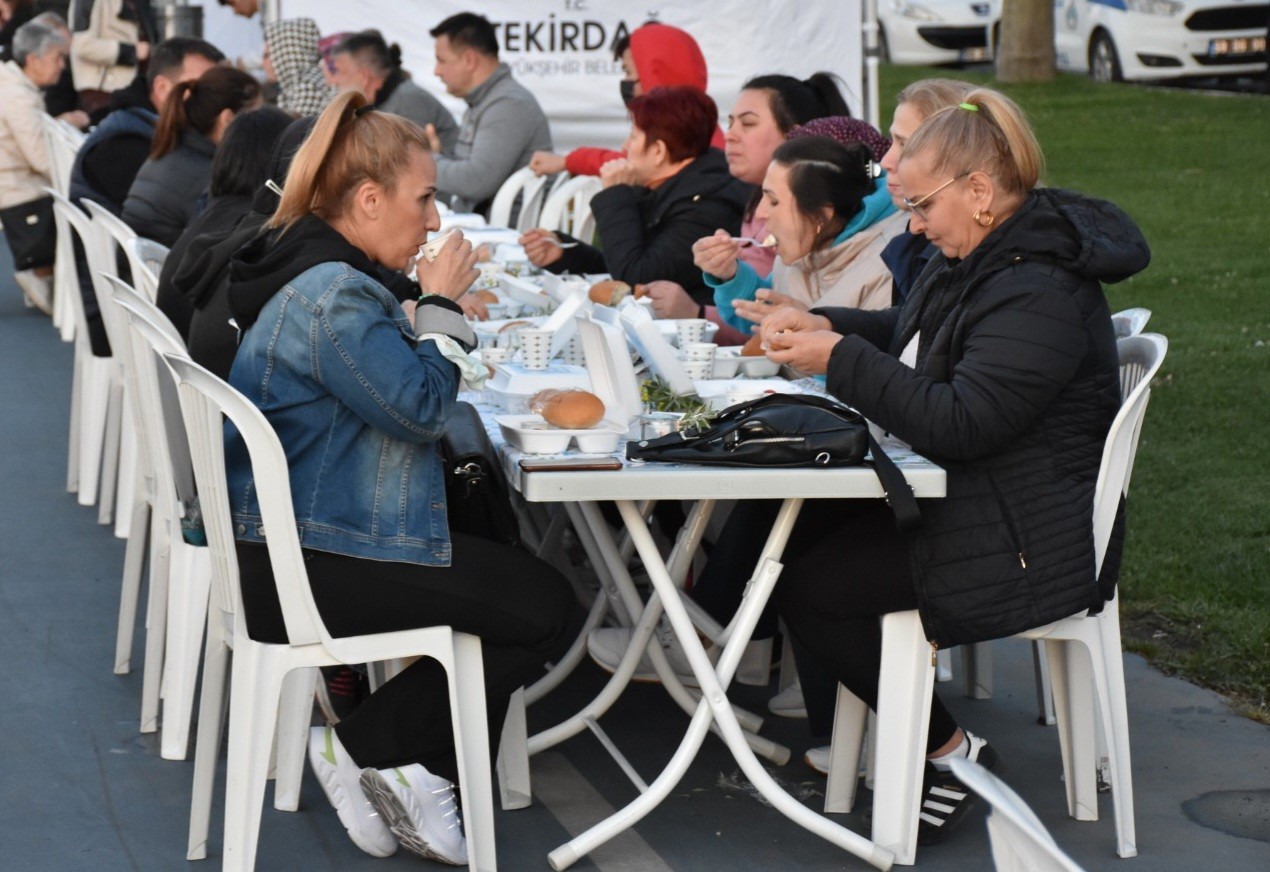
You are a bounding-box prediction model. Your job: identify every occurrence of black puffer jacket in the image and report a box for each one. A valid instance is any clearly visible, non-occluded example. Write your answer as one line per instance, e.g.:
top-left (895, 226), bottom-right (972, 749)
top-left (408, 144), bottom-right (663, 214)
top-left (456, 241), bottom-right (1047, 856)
top-left (122, 128), bottom-right (216, 246)
top-left (818, 188), bottom-right (1150, 648)
top-left (547, 148), bottom-right (750, 304)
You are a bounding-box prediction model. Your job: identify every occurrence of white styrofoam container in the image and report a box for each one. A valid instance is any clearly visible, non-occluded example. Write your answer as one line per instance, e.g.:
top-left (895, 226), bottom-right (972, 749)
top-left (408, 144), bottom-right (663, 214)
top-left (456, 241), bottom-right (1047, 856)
top-left (494, 414), bottom-right (625, 454)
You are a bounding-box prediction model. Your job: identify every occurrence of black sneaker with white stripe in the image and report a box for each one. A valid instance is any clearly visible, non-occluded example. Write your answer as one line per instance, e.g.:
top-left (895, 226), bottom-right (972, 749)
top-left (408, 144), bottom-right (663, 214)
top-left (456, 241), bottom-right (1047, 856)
top-left (917, 732), bottom-right (998, 845)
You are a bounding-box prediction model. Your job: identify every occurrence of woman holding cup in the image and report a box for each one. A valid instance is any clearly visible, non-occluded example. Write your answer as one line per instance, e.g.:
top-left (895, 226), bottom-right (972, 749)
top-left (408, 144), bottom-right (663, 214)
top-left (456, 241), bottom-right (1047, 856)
top-left (225, 92), bottom-right (579, 863)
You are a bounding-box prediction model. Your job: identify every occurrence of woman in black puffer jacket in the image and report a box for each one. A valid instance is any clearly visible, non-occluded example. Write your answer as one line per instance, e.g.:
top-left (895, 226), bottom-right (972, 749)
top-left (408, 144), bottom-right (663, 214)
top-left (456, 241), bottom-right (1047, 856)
top-left (122, 65), bottom-right (260, 246)
top-left (758, 86), bottom-right (1150, 843)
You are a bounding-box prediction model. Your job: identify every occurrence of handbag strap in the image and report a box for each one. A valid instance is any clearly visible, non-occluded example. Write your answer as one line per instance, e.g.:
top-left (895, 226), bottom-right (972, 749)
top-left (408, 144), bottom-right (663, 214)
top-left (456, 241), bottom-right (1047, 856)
top-left (868, 434), bottom-right (923, 533)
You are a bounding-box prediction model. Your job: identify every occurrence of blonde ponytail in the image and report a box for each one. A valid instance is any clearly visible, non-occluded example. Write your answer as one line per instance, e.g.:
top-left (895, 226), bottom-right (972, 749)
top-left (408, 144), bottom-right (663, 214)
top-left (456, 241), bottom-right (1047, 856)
top-left (269, 91), bottom-right (433, 231)
top-left (902, 87), bottom-right (1044, 198)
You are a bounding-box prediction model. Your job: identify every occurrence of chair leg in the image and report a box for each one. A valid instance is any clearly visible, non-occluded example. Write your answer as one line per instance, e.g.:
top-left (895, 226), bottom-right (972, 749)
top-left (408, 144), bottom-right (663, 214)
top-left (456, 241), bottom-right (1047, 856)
top-left (139, 520), bottom-right (171, 735)
top-left (870, 610), bottom-right (935, 866)
top-left (449, 634), bottom-right (497, 872)
top-left (96, 378), bottom-right (123, 525)
top-left (66, 350), bottom-right (82, 493)
top-left (1093, 614), bottom-right (1137, 858)
top-left (222, 646), bottom-right (286, 872)
top-left (1046, 639), bottom-right (1099, 822)
top-left (188, 617), bottom-right (231, 861)
top-left (114, 498), bottom-right (150, 674)
top-left (272, 667), bottom-right (318, 812)
top-left (496, 687), bottom-right (531, 810)
top-left (935, 647), bottom-right (953, 683)
top-left (76, 358), bottom-right (112, 507)
top-left (824, 683), bottom-right (867, 813)
top-left (159, 545), bottom-right (212, 760)
top-left (1032, 640), bottom-right (1057, 725)
top-left (963, 641), bottom-right (993, 699)
top-left (112, 413), bottom-right (138, 538)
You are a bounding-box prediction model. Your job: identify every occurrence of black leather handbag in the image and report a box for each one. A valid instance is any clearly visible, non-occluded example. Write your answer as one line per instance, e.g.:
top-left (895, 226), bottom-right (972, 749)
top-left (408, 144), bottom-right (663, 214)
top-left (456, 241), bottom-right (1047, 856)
top-left (627, 393), bottom-right (869, 468)
top-left (439, 401), bottom-right (521, 546)
top-left (626, 393), bottom-right (922, 531)
top-left (0, 195), bottom-right (57, 270)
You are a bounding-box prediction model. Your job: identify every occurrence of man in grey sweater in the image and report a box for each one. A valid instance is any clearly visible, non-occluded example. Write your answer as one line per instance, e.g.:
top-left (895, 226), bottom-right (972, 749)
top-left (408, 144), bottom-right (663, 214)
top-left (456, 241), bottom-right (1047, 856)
top-left (329, 30), bottom-right (458, 153)
top-left (426, 12), bottom-right (552, 214)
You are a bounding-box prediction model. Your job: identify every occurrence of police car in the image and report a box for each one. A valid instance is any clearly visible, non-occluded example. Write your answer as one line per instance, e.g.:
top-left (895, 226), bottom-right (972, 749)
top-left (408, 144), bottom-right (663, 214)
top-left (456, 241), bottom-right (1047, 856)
top-left (1054, 0), bottom-right (1269, 82)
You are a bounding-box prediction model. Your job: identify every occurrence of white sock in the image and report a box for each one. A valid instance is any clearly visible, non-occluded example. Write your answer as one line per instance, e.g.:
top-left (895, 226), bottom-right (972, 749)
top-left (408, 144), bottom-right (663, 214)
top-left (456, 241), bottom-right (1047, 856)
top-left (927, 732), bottom-right (970, 771)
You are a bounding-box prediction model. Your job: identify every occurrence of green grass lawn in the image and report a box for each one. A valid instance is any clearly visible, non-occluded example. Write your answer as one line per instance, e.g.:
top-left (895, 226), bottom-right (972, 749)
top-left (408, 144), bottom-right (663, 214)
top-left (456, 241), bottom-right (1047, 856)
top-left (878, 66), bottom-right (1269, 720)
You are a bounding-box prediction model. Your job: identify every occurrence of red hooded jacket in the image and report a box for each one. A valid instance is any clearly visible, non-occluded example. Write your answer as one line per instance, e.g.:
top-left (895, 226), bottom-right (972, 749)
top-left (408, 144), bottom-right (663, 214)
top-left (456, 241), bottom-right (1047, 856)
top-left (564, 23), bottom-right (725, 176)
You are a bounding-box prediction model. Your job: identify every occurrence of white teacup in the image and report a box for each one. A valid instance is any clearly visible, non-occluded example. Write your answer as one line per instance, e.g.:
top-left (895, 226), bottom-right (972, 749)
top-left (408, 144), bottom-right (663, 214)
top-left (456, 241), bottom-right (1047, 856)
top-left (675, 318), bottom-right (709, 348)
top-left (418, 228), bottom-right (460, 263)
top-left (681, 342), bottom-right (717, 363)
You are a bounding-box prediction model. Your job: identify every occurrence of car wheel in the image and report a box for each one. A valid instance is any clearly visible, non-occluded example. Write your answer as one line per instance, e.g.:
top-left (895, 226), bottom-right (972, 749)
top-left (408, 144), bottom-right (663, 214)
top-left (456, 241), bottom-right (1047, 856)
top-left (1090, 31), bottom-right (1123, 83)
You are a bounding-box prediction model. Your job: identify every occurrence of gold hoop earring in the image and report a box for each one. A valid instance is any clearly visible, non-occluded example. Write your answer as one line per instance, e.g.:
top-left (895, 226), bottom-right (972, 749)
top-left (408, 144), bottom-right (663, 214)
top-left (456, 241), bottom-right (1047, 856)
top-left (973, 209), bottom-right (995, 228)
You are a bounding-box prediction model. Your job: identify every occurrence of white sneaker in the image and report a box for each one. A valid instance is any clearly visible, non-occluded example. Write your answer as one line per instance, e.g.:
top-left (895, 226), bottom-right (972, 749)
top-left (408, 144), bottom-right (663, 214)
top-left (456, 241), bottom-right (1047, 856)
top-left (586, 625), bottom-right (712, 688)
top-left (360, 764), bottom-right (468, 865)
top-left (804, 745), bottom-right (831, 775)
top-left (768, 681), bottom-right (808, 718)
top-left (307, 726), bottom-right (397, 857)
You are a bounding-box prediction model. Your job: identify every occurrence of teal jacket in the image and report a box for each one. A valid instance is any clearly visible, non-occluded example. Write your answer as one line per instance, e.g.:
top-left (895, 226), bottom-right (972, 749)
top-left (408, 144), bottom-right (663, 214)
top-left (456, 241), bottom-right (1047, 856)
top-left (707, 177), bottom-right (897, 333)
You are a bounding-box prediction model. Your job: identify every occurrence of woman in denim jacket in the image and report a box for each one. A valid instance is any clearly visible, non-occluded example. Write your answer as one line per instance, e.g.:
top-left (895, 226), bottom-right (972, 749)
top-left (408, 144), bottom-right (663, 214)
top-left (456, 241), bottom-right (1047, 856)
top-left (224, 92), bottom-right (579, 864)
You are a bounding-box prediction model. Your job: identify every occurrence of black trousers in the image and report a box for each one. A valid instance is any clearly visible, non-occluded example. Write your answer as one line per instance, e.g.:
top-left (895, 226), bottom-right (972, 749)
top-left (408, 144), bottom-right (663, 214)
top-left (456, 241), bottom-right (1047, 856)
top-left (695, 498), bottom-right (959, 752)
top-left (236, 535), bottom-right (583, 783)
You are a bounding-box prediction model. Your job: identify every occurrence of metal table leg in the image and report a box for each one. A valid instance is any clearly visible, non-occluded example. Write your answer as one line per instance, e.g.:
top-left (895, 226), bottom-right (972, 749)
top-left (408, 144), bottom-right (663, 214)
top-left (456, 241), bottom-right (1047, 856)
top-left (547, 498), bottom-right (894, 872)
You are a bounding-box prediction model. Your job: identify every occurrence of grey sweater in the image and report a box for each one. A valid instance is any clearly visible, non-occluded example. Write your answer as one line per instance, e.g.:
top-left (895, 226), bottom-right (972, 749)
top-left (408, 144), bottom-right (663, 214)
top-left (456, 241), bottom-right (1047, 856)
top-left (435, 63), bottom-right (552, 213)
top-left (377, 72), bottom-right (458, 153)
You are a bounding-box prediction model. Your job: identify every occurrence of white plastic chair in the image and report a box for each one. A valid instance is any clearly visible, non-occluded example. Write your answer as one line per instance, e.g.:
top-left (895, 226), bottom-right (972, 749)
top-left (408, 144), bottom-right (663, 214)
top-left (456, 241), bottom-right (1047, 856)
top-left (124, 236), bottom-right (169, 301)
top-left (948, 758), bottom-right (1088, 872)
top-left (161, 354), bottom-right (498, 872)
top-left (82, 200), bottom-right (142, 536)
top-left (1110, 308), bottom-right (1151, 340)
top-left (488, 166), bottom-right (559, 232)
top-left (41, 114), bottom-right (83, 341)
top-left (111, 283), bottom-right (211, 760)
top-left (966, 305), bottom-right (1156, 723)
top-left (825, 333), bottom-right (1167, 864)
top-left (46, 188), bottom-right (116, 509)
top-left (537, 175), bottom-right (602, 243)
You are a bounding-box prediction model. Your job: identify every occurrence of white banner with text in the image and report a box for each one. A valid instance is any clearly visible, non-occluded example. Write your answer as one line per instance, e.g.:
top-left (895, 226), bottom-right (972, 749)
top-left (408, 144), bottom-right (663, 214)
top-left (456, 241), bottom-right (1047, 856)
top-left (273, 1), bottom-right (864, 152)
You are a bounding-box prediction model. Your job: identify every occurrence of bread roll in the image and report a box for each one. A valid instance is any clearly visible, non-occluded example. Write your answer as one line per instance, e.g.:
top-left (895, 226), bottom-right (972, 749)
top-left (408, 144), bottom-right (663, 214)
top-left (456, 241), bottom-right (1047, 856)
top-left (472, 289), bottom-right (499, 305)
top-left (588, 279), bottom-right (633, 307)
top-left (498, 320), bottom-right (531, 334)
top-left (741, 333), bottom-right (766, 357)
top-left (531, 389), bottom-right (606, 429)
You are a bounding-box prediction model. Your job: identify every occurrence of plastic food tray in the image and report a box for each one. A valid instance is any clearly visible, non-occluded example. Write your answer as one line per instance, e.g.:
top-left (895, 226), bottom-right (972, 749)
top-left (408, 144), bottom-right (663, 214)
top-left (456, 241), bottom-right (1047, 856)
top-left (494, 414), bottom-right (625, 454)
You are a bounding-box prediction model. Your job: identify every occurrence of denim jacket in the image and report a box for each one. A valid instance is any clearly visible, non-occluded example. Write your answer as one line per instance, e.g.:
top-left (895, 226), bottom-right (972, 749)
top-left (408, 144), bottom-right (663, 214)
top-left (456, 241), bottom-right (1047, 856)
top-left (225, 261), bottom-right (466, 566)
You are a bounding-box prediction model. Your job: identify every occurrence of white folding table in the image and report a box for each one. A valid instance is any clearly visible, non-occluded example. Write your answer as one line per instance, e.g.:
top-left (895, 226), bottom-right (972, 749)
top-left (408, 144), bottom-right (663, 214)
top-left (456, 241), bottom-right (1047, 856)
top-left (501, 447), bottom-right (946, 871)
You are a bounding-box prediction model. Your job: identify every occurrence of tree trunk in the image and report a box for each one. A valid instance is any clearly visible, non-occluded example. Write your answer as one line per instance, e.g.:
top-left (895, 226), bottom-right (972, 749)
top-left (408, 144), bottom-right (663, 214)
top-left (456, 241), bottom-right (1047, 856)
top-left (996, 0), bottom-right (1056, 82)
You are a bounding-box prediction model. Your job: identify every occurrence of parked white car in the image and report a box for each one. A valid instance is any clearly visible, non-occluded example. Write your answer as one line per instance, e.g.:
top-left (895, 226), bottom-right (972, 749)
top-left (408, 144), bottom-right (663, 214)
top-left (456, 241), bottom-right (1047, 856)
top-left (879, 0), bottom-right (1001, 65)
top-left (1054, 0), bottom-right (1269, 82)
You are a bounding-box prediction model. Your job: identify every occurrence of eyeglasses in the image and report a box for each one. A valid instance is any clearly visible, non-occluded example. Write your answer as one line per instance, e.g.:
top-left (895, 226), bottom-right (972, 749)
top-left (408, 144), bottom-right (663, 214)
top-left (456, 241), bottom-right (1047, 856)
top-left (902, 172), bottom-right (969, 220)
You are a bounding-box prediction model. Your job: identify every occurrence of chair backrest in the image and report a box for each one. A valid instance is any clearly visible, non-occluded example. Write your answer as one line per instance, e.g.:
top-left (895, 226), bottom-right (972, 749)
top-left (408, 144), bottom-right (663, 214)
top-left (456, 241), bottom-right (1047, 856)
top-left (1092, 333), bottom-right (1167, 573)
top-left (538, 175), bottom-right (602, 241)
top-left (488, 166), bottom-right (558, 231)
top-left (123, 236), bottom-right (169, 302)
top-left (1111, 307), bottom-right (1151, 340)
top-left (114, 284), bottom-right (197, 510)
top-left (162, 354), bottom-right (329, 648)
top-left (948, 758), bottom-right (1087, 872)
top-left (78, 200), bottom-right (139, 366)
top-left (44, 187), bottom-right (102, 352)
